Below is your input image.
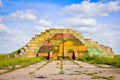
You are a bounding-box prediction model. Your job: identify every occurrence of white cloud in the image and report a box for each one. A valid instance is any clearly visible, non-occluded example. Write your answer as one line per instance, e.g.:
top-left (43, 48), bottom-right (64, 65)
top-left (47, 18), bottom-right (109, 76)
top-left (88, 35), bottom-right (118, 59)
top-left (0, 24), bottom-right (34, 53)
top-left (62, 1), bottom-right (120, 17)
top-left (0, 24), bottom-right (10, 33)
top-left (60, 18), bottom-right (96, 27)
top-left (0, 0), bottom-right (119, 54)
top-left (0, 35), bottom-right (30, 53)
top-left (81, 23), bottom-right (120, 54)
top-left (0, 0), bottom-right (2, 7)
top-left (0, 10), bottom-right (36, 21)
top-left (35, 20), bottom-right (52, 27)
top-left (34, 20), bottom-right (53, 32)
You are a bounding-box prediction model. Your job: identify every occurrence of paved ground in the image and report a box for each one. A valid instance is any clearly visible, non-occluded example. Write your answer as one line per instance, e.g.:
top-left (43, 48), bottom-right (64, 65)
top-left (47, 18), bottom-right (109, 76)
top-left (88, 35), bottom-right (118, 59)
top-left (0, 60), bottom-right (120, 80)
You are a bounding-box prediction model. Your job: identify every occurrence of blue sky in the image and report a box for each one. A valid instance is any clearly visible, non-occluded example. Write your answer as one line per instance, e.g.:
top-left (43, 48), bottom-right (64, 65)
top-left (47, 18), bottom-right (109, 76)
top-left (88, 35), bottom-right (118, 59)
top-left (0, 0), bottom-right (120, 54)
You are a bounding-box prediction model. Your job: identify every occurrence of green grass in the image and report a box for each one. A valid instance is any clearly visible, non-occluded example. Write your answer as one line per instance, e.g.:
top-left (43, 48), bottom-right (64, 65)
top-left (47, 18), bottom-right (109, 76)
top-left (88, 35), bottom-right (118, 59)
top-left (9, 50), bottom-right (20, 58)
top-left (59, 70), bottom-right (64, 74)
top-left (60, 59), bottom-right (63, 69)
top-left (92, 75), bottom-right (115, 80)
top-left (100, 76), bottom-right (114, 80)
top-left (0, 57), bottom-right (46, 69)
top-left (0, 57), bottom-right (46, 75)
top-left (0, 54), bottom-right (6, 58)
top-left (79, 55), bottom-right (120, 68)
top-left (91, 75), bottom-right (100, 79)
top-left (90, 74), bottom-right (115, 80)
top-left (29, 71), bottom-right (35, 75)
top-left (83, 71), bottom-right (98, 77)
top-left (85, 72), bottom-right (97, 76)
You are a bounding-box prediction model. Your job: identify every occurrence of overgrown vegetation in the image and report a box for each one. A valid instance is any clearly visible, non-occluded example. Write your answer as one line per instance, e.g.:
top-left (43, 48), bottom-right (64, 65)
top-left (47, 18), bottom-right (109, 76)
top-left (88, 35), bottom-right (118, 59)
top-left (0, 57), bottom-right (46, 69)
top-left (79, 55), bottom-right (120, 68)
top-left (9, 50), bottom-right (20, 58)
top-left (0, 54), bottom-right (6, 58)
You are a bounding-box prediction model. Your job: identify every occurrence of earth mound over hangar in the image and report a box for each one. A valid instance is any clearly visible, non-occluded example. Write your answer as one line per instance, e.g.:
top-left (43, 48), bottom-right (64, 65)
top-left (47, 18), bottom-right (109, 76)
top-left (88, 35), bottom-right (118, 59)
top-left (18, 28), bottom-right (114, 59)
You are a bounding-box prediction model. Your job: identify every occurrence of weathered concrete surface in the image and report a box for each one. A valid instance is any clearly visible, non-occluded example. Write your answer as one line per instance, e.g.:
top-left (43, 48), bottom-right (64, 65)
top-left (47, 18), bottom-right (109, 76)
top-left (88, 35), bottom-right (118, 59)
top-left (0, 60), bottom-right (120, 80)
top-left (65, 60), bottom-right (120, 80)
top-left (0, 61), bottom-right (46, 80)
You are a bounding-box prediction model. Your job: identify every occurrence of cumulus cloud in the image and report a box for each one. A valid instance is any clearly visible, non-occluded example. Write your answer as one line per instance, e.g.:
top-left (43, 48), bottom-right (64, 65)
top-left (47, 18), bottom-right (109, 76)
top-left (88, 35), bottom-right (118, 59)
top-left (58, 0), bottom-right (120, 54)
top-left (34, 20), bottom-right (53, 32)
top-left (62, 1), bottom-right (120, 17)
top-left (0, 34), bottom-right (31, 53)
top-left (0, 0), bottom-right (119, 54)
top-left (35, 20), bottom-right (52, 27)
top-left (81, 23), bottom-right (120, 53)
top-left (60, 18), bottom-right (96, 27)
top-left (0, 24), bottom-right (34, 53)
top-left (0, 10), bottom-right (36, 22)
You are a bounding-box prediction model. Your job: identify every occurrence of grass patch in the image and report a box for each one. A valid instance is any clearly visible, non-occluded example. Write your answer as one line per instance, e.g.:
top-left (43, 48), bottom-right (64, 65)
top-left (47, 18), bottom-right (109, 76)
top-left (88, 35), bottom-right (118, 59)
top-left (91, 75), bottom-right (100, 79)
top-left (59, 70), bottom-right (64, 74)
top-left (83, 70), bottom-right (88, 72)
top-left (60, 59), bottom-right (63, 69)
top-left (86, 73), bottom-right (95, 76)
top-left (91, 75), bottom-right (114, 80)
top-left (97, 65), bottom-right (107, 68)
top-left (0, 57), bottom-right (46, 69)
top-left (79, 55), bottom-right (120, 68)
top-left (69, 73), bottom-right (74, 75)
top-left (100, 76), bottom-right (114, 80)
top-left (80, 66), bottom-right (83, 68)
top-left (29, 71), bottom-right (35, 75)
top-left (0, 54), bottom-right (6, 58)
top-left (84, 72), bottom-right (97, 76)
top-left (0, 57), bottom-right (46, 74)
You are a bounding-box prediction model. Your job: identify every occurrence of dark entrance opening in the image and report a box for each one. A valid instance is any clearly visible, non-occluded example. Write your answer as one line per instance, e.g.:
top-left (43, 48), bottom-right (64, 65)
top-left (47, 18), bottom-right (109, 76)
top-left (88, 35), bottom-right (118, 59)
top-left (72, 52), bottom-right (75, 60)
top-left (47, 52), bottom-right (50, 60)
